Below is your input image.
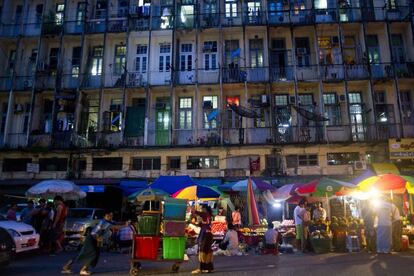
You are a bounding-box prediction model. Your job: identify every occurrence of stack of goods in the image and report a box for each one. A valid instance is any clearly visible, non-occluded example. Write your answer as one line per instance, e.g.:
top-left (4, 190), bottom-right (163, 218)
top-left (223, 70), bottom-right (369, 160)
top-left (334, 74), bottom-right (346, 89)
top-left (162, 198), bottom-right (188, 260)
top-left (310, 230), bottom-right (331, 254)
top-left (239, 227), bottom-right (265, 246)
top-left (135, 210), bottom-right (161, 260)
top-left (279, 220), bottom-right (296, 245)
top-left (211, 221), bottom-right (227, 237)
top-left (330, 216), bottom-right (363, 252)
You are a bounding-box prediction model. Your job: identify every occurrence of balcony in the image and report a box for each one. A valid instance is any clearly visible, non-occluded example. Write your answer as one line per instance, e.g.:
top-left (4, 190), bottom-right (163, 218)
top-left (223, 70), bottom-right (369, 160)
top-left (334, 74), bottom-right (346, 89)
top-left (338, 7), bottom-right (362, 22)
top-left (314, 8), bottom-right (338, 23)
top-left (6, 133), bottom-right (27, 149)
top-left (62, 74), bottom-right (80, 89)
top-left (28, 133), bottom-right (51, 148)
top-left (361, 7), bottom-right (386, 21)
top-left (86, 19), bottom-right (106, 33)
top-left (243, 11), bottom-right (266, 25)
top-left (320, 65), bottom-right (344, 81)
top-left (65, 21), bottom-right (84, 34)
top-left (81, 73), bottom-right (102, 88)
top-left (0, 76), bottom-right (12, 91)
top-left (268, 10), bottom-right (290, 25)
top-left (14, 76), bottom-right (35, 90)
top-left (345, 64), bottom-right (369, 80)
top-left (0, 24), bottom-right (21, 37)
top-left (290, 9), bottom-right (314, 25)
top-left (130, 18), bottom-right (150, 31)
top-left (96, 132), bottom-right (123, 148)
top-left (35, 74), bottom-right (56, 90)
top-left (175, 13), bottom-right (195, 29)
top-left (104, 73), bottom-right (126, 88)
top-left (222, 68), bottom-right (247, 83)
top-left (107, 18), bottom-right (128, 33)
top-left (41, 22), bottom-right (63, 35)
top-left (150, 71), bottom-right (171, 86)
top-left (386, 7), bottom-right (411, 21)
top-left (395, 63), bottom-right (414, 78)
top-left (173, 129), bottom-right (194, 145)
top-left (221, 15), bottom-right (243, 27)
top-left (370, 63), bottom-right (394, 79)
top-left (246, 67), bottom-right (269, 82)
top-left (197, 69), bottom-right (220, 84)
top-left (296, 65), bottom-right (319, 81)
top-left (199, 14), bottom-right (220, 28)
top-left (23, 23), bottom-right (41, 36)
top-left (127, 72), bottom-right (148, 87)
top-left (270, 66), bottom-right (294, 82)
top-left (175, 70), bottom-right (196, 85)
top-left (151, 16), bottom-right (174, 30)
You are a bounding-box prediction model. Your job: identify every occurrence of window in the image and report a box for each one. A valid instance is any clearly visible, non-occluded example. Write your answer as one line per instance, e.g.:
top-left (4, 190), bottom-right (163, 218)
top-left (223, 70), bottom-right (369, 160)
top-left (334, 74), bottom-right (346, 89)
top-left (180, 44), bottom-right (193, 72)
top-left (3, 158), bottom-right (32, 172)
top-left (400, 90), bottom-right (413, 124)
top-left (71, 47), bottom-right (81, 77)
top-left (366, 35), bottom-right (380, 64)
top-left (91, 46), bottom-right (103, 75)
top-left (15, 5), bottom-right (23, 23)
top-left (8, 50), bottom-right (16, 74)
top-left (286, 154), bottom-right (318, 168)
top-left (187, 156), bottom-right (219, 169)
top-left (274, 95), bottom-right (291, 129)
top-left (225, 40), bottom-right (239, 66)
top-left (35, 4), bottom-right (44, 24)
top-left (225, 0), bottom-right (238, 18)
top-left (76, 2), bottom-right (85, 25)
top-left (295, 37), bottom-right (310, 67)
top-left (49, 48), bottom-right (59, 71)
top-left (75, 159), bottom-right (87, 172)
top-left (226, 96), bottom-right (240, 128)
top-left (327, 152), bottom-right (360, 166)
top-left (318, 36), bottom-right (340, 65)
top-left (168, 157), bottom-right (181, 170)
top-left (114, 45), bottom-right (126, 75)
top-left (103, 99), bottom-right (122, 132)
top-left (1, 103), bottom-right (7, 133)
top-left (247, 1), bottom-right (261, 22)
top-left (131, 157), bottom-right (161, 170)
top-left (135, 44), bottom-right (148, 73)
top-left (178, 97), bottom-right (192, 129)
top-left (179, 3), bottom-right (195, 28)
top-left (92, 157), bottom-right (122, 171)
top-left (343, 36), bottom-right (357, 65)
top-left (203, 96), bottom-right (218, 129)
top-left (39, 158), bottom-right (68, 171)
top-left (374, 90), bottom-right (391, 123)
top-left (249, 39), bottom-right (264, 68)
top-left (159, 44), bottom-right (171, 72)
top-left (203, 41), bottom-right (218, 71)
top-left (323, 93), bottom-right (341, 126)
top-left (391, 34), bottom-right (405, 63)
top-left (55, 3), bottom-right (65, 25)
top-left (348, 92), bottom-right (364, 141)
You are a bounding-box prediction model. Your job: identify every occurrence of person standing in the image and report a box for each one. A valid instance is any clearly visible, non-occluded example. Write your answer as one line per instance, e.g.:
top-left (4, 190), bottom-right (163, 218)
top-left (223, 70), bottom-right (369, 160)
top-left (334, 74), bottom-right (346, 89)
top-left (293, 199), bottom-right (306, 250)
top-left (192, 205), bottom-right (214, 274)
top-left (41, 202), bottom-right (55, 253)
top-left (32, 199), bottom-right (47, 233)
top-left (20, 200), bottom-right (35, 225)
top-left (62, 212), bottom-right (114, 275)
top-left (391, 202), bottom-right (402, 252)
top-left (52, 196), bottom-right (68, 254)
top-left (6, 203), bottom-right (17, 221)
top-left (232, 207), bottom-right (242, 229)
top-left (300, 205), bottom-right (311, 253)
top-left (312, 202), bottom-right (327, 221)
top-left (360, 200), bottom-right (376, 253)
top-left (376, 199), bottom-right (393, 254)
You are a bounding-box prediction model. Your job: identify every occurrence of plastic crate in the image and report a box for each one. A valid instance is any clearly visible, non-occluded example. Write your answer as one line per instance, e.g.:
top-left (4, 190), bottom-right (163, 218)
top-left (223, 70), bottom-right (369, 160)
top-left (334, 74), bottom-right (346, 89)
top-left (311, 237), bottom-right (331, 254)
top-left (134, 236), bottom-right (160, 260)
top-left (163, 199), bottom-right (187, 220)
top-left (137, 214), bottom-right (160, 235)
top-left (163, 236), bottom-right (187, 260)
top-left (164, 220), bottom-right (186, 236)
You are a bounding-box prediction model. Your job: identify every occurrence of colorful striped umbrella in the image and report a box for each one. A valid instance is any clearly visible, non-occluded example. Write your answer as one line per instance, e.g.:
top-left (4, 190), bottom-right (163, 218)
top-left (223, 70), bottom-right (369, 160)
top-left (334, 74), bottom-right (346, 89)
top-left (296, 178), bottom-right (355, 197)
top-left (172, 185), bottom-right (220, 200)
top-left (247, 178), bottom-right (260, 225)
top-left (358, 174), bottom-right (414, 194)
top-left (219, 177), bottom-right (274, 192)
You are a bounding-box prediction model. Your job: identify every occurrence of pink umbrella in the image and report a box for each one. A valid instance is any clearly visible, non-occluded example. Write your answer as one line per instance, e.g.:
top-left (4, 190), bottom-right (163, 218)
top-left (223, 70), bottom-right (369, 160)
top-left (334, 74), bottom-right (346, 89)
top-left (272, 183), bottom-right (303, 201)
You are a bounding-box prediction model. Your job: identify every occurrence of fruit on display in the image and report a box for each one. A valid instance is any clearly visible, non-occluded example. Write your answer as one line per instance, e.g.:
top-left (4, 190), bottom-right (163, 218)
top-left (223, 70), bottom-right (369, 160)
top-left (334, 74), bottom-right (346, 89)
top-left (211, 221), bottom-right (227, 235)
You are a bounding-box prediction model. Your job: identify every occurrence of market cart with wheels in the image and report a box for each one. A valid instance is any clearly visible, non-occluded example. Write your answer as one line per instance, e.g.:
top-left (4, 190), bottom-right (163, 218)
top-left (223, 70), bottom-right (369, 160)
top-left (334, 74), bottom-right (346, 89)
top-left (129, 189), bottom-right (188, 276)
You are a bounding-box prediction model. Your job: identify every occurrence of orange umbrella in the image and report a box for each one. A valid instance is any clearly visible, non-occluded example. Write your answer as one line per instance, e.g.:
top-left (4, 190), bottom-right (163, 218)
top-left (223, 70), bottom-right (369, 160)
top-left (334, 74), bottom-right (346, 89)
top-left (358, 174), bottom-right (408, 194)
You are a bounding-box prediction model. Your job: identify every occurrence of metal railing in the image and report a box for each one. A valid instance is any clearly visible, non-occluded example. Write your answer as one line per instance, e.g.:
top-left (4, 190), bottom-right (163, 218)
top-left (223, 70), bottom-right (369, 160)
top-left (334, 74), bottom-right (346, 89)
top-left (370, 63), bottom-right (394, 79)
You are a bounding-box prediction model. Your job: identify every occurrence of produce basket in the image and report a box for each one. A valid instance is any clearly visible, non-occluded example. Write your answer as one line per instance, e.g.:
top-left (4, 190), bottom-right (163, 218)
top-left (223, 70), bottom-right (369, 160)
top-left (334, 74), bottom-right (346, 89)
top-left (311, 236), bottom-right (331, 254)
top-left (163, 220), bottom-right (187, 237)
top-left (163, 198), bottom-right (187, 220)
top-left (163, 236), bottom-right (187, 260)
top-left (137, 214), bottom-right (160, 235)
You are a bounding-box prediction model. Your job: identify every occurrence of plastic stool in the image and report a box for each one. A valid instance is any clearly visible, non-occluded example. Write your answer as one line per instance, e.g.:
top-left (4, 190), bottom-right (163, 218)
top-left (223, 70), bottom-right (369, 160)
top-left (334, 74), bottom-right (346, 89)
top-left (346, 235), bottom-right (360, 252)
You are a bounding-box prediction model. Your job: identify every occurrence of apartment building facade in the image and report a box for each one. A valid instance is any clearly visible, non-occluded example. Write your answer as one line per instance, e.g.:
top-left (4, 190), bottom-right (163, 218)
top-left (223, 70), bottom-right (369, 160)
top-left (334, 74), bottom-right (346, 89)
top-left (0, 0), bottom-right (413, 184)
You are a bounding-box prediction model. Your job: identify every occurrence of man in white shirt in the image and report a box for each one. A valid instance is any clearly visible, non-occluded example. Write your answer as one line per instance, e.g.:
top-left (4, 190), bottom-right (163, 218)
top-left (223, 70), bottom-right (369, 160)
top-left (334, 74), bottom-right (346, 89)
top-left (391, 203), bottom-right (402, 252)
top-left (293, 199), bottom-right (306, 250)
top-left (264, 223), bottom-right (279, 250)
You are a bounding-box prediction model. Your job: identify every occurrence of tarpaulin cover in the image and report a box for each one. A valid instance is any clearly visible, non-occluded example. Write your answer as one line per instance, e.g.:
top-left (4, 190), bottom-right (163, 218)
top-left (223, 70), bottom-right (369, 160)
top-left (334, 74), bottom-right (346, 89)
top-left (150, 175), bottom-right (196, 195)
top-left (120, 180), bottom-right (148, 195)
top-left (193, 178), bottom-right (222, 187)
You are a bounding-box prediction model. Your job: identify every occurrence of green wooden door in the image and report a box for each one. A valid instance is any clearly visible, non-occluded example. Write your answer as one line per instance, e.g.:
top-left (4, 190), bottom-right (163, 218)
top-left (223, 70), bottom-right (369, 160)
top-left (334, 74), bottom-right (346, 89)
top-left (156, 109), bottom-right (170, 145)
top-left (124, 106), bottom-right (145, 137)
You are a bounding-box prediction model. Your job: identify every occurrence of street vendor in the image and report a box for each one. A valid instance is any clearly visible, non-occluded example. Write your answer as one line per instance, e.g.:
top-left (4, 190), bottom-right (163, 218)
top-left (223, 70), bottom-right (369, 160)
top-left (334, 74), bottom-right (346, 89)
top-left (232, 206), bottom-right (242, 228)
top-left (391, 202), bottom-right (402, 252)
top-left (264, 222), bottom-right (279, 250)
top-left (192, 205), bottom-right (214, 274)
top-left (294, 199), bottom-right (306, 251)
top-left (313, 202), bottom-right (327, 221)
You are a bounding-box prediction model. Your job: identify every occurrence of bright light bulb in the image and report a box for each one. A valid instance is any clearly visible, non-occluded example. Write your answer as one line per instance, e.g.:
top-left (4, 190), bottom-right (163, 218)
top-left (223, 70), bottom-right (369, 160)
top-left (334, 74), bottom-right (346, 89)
top-left (273, 202), bottom-right (282, 208)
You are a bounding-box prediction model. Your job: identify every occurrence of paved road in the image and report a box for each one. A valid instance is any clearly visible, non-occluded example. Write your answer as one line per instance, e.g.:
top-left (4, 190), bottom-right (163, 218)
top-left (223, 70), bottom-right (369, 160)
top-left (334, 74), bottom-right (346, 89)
top-left (3, 250), bottom-right (414, 276)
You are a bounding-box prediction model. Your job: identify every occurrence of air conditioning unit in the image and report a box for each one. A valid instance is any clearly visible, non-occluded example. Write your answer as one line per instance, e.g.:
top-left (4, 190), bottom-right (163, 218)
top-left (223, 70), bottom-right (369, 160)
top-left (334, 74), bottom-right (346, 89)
top-left (220, 170), bottom-right (225, 177)
top-left (155, 102), bottom-right (167, 110)
top-left (203, 101), bottom-right (213, 109)
top-left (285, 168), bottom-right (296, 176)
top-left (353, 161), bottom-right (367, 171)
top-left (110, 104), bottom-right (122, 112)
top-left (194, 171), bottom-right (200, 178)
top-left (245, 170), bottom-right (250, 177)
top-left (145, 171), bottom-right (151, 178)
top-left (261, 94), bottom-right (268, 104)
top-left (14, 104), bottom-right (24, 113)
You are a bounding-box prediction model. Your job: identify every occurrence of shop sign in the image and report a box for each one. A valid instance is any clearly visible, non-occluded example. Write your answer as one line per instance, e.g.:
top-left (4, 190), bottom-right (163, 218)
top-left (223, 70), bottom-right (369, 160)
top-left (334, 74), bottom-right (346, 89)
top-left (389, 138), bottom-right (414, 159)
top-left (26, 163), bottom-right (39, 173)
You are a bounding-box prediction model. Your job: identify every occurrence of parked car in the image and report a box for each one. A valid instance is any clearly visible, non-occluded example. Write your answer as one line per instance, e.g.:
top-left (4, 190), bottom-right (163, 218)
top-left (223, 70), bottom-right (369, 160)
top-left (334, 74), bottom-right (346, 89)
top-left (0, 226), bottom-right (15, 267)
top-left (0, 203), bottom-right (29, 221)
top-left (65, 208), bottom-right (105, 241)
top-left (0, 215), bottom-right (39, 253)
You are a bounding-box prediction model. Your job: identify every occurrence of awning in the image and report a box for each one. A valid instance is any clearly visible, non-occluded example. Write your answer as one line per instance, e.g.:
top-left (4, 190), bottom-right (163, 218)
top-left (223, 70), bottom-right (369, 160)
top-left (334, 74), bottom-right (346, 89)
top-left (371, 163), bottom-right (400, 175)
top-left (120, 180), bottom-right (148, 196)
top-left (80, 185), bottom-right (105, 193)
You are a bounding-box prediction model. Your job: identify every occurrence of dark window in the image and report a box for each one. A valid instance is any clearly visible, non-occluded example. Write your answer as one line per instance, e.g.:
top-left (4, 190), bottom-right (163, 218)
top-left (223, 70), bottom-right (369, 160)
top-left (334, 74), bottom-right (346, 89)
top-left (187, 156), bottom-right (219, 169)
top-left (75, 159), bottom-right (87, 171)
top-left (39, 158), bottom-right (68, 171)
top-left (168, 157), bottom-right (181, 170)
top-left (286, 155), bottom-right (318, 168)
top-left (92, 157), bottom-right (122, 171)
top-left (131, 157), bottom-right (161, 170)
top-left (327, 152), bottom-right (360, 166)
top-left (3, 158), bottom-right (32, 172)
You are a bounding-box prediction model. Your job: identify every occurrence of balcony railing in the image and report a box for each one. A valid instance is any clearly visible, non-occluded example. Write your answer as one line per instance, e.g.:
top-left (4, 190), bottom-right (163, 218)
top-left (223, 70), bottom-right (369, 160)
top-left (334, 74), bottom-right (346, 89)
top-left (62, 73), bottom-right (80, 89)
top-left (338, 7), bottom-right (363, 22)
top-left (320, 65), bottom-right (344, 81)
top-left (86, 19), bottom-right (106, 33)
top-left (130, 18), bottom-right (150, 31)
top-left (370, 63), bottom-right (394, 79)
top-left (0, 76), bottom-right (12, 91)
top-left (244, 11), bottom-right (266, 25)
top-left (394, 62), bottom-right (414, 78)
top-left (14, 76), bottom-right (35, 90)
top-left (151, 16), bottom-right (174, 30)
top-left (42, 22), bottom-right (63, 35)
top-left (107, 18), bottom-right (128, 32)
top-left (6, 133), bottom-right (27, 149)
top-left (345, 64), bottom-right (369, 79)
top-left (222, 68), bottom-right (247, 83)
top-left (35, 74), bottom-right (56, 90)
top-left (246, 67), bottom-right (269, 82)
top-left (65, 21), bottom-right (84, 34)
top-left (386, 6), bottom-right (411, 21)
top-left (0, 24), bottom-right (21, 37)
top-left (296, 64), bottom-right (319, 81)
top-left (314, 8), bottom-right (338, 23)
top-left (81, 73), bottom-right (102, 88)
top-left (23, 23), bottom-right (41, 36)
top-left (28, 133), bottom-right (51, 148)
top-left (200, 14), bottom-right (220, 28)
top-left (104, 72), bottom-right (126, 88)
top-left (175, 70), bottom-right (196, 84)
top-left (127, 71), bottom-right (148, 87)
top-left (270, 66), bottom-right (294, 82)
top-left (197, 69), bottom-right (220, 84)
